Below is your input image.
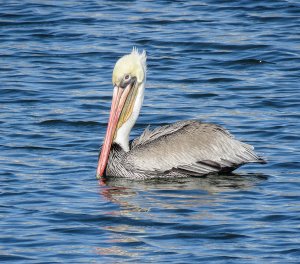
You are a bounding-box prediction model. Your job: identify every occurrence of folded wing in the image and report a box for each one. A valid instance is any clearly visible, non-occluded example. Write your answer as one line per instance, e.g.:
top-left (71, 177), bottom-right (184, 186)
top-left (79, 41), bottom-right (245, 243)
top-left (125, 120), bottom-right (265, 176)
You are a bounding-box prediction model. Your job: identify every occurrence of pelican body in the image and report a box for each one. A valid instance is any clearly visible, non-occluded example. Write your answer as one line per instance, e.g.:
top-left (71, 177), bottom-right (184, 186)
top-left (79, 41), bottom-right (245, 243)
top-left (96, 49), bottom-right (265, 179)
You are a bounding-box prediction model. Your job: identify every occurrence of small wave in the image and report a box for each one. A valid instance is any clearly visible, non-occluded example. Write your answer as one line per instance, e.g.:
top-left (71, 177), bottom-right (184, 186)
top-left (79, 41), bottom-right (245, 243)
top-left (38, 119), bottom-right (100, 128)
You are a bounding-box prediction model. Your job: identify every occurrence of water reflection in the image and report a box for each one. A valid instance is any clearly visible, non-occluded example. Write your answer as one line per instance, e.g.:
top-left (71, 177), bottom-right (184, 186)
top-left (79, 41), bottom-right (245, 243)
top-left (96, 173), bottom-right (268, 259)
top-left (99, 173), bottom-right (268, 216)
top-left (101, 173), bottom-right (268, 202)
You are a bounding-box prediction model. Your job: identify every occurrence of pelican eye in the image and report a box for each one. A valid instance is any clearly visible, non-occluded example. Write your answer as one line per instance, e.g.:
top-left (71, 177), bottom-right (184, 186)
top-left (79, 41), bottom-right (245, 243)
top-left (120, 74), bottom-right (132, 88)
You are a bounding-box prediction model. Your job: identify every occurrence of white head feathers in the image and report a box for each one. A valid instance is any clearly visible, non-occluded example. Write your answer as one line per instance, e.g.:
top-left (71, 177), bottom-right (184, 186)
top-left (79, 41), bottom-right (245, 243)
top-left (112, 48), bottom-right (147, 85)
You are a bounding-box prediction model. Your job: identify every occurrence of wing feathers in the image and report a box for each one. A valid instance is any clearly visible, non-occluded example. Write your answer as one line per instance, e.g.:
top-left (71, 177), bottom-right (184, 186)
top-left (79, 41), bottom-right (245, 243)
top-left (126, 120), bottom-right (264, 176)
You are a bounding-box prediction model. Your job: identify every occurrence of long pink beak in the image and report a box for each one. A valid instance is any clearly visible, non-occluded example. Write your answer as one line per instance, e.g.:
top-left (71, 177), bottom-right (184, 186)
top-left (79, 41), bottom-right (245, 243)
top-left (96, 85), bottom-right (131, 178)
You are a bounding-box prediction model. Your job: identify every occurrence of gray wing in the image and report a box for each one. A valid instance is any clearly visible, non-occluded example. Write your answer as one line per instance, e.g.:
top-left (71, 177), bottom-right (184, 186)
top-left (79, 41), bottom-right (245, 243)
top-left (126, 120), bottom-right (265, 175)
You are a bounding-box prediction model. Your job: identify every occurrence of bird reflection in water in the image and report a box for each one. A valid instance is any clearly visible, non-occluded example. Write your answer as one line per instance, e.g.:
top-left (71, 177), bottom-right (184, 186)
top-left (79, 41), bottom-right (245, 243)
top-left (95, 173), bottom-right (267, 258)
top-left (100, 173), bottom-right (268, 204)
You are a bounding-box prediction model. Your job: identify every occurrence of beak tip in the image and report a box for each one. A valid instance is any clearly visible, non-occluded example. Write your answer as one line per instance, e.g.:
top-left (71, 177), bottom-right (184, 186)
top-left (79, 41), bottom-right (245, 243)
top-left (96, 164), bottom-right (105, 179)
top-left (96, 168), bottom-right (103, 179)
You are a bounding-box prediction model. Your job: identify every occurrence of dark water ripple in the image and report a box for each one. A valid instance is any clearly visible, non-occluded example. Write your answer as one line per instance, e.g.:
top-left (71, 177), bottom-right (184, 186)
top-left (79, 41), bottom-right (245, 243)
top-left (1, 0), bottom-right (300, 263)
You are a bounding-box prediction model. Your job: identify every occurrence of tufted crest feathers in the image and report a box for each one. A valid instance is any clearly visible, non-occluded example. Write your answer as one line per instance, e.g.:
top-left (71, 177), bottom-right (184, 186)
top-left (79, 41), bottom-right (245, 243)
top-left (112, 48), bottom-right (147, 85)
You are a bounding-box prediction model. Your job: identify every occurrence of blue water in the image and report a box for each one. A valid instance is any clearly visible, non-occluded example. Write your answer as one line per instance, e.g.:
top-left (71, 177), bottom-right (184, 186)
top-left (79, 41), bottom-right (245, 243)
top-left (1, 1), bottom-right (300, 263)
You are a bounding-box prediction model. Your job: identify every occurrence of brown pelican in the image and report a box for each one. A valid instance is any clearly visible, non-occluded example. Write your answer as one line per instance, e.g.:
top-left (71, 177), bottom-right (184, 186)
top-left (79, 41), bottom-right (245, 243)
top-left (96, 48), bottom-right (265, 179)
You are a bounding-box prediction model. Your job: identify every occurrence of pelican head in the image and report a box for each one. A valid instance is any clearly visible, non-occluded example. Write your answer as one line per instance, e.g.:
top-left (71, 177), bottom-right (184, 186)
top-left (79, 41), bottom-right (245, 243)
top-left (97, 48), bottom-right (147, 178)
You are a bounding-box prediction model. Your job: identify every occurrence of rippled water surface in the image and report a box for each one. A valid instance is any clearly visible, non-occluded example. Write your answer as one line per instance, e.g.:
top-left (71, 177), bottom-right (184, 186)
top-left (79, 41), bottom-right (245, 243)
top-left (1, 1), bottom-right (300, 263)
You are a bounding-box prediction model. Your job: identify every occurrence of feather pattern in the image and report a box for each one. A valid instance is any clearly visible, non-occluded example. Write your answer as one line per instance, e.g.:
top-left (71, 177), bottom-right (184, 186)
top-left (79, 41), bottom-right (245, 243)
top-left (105, 120), bottom-right (265, 179)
